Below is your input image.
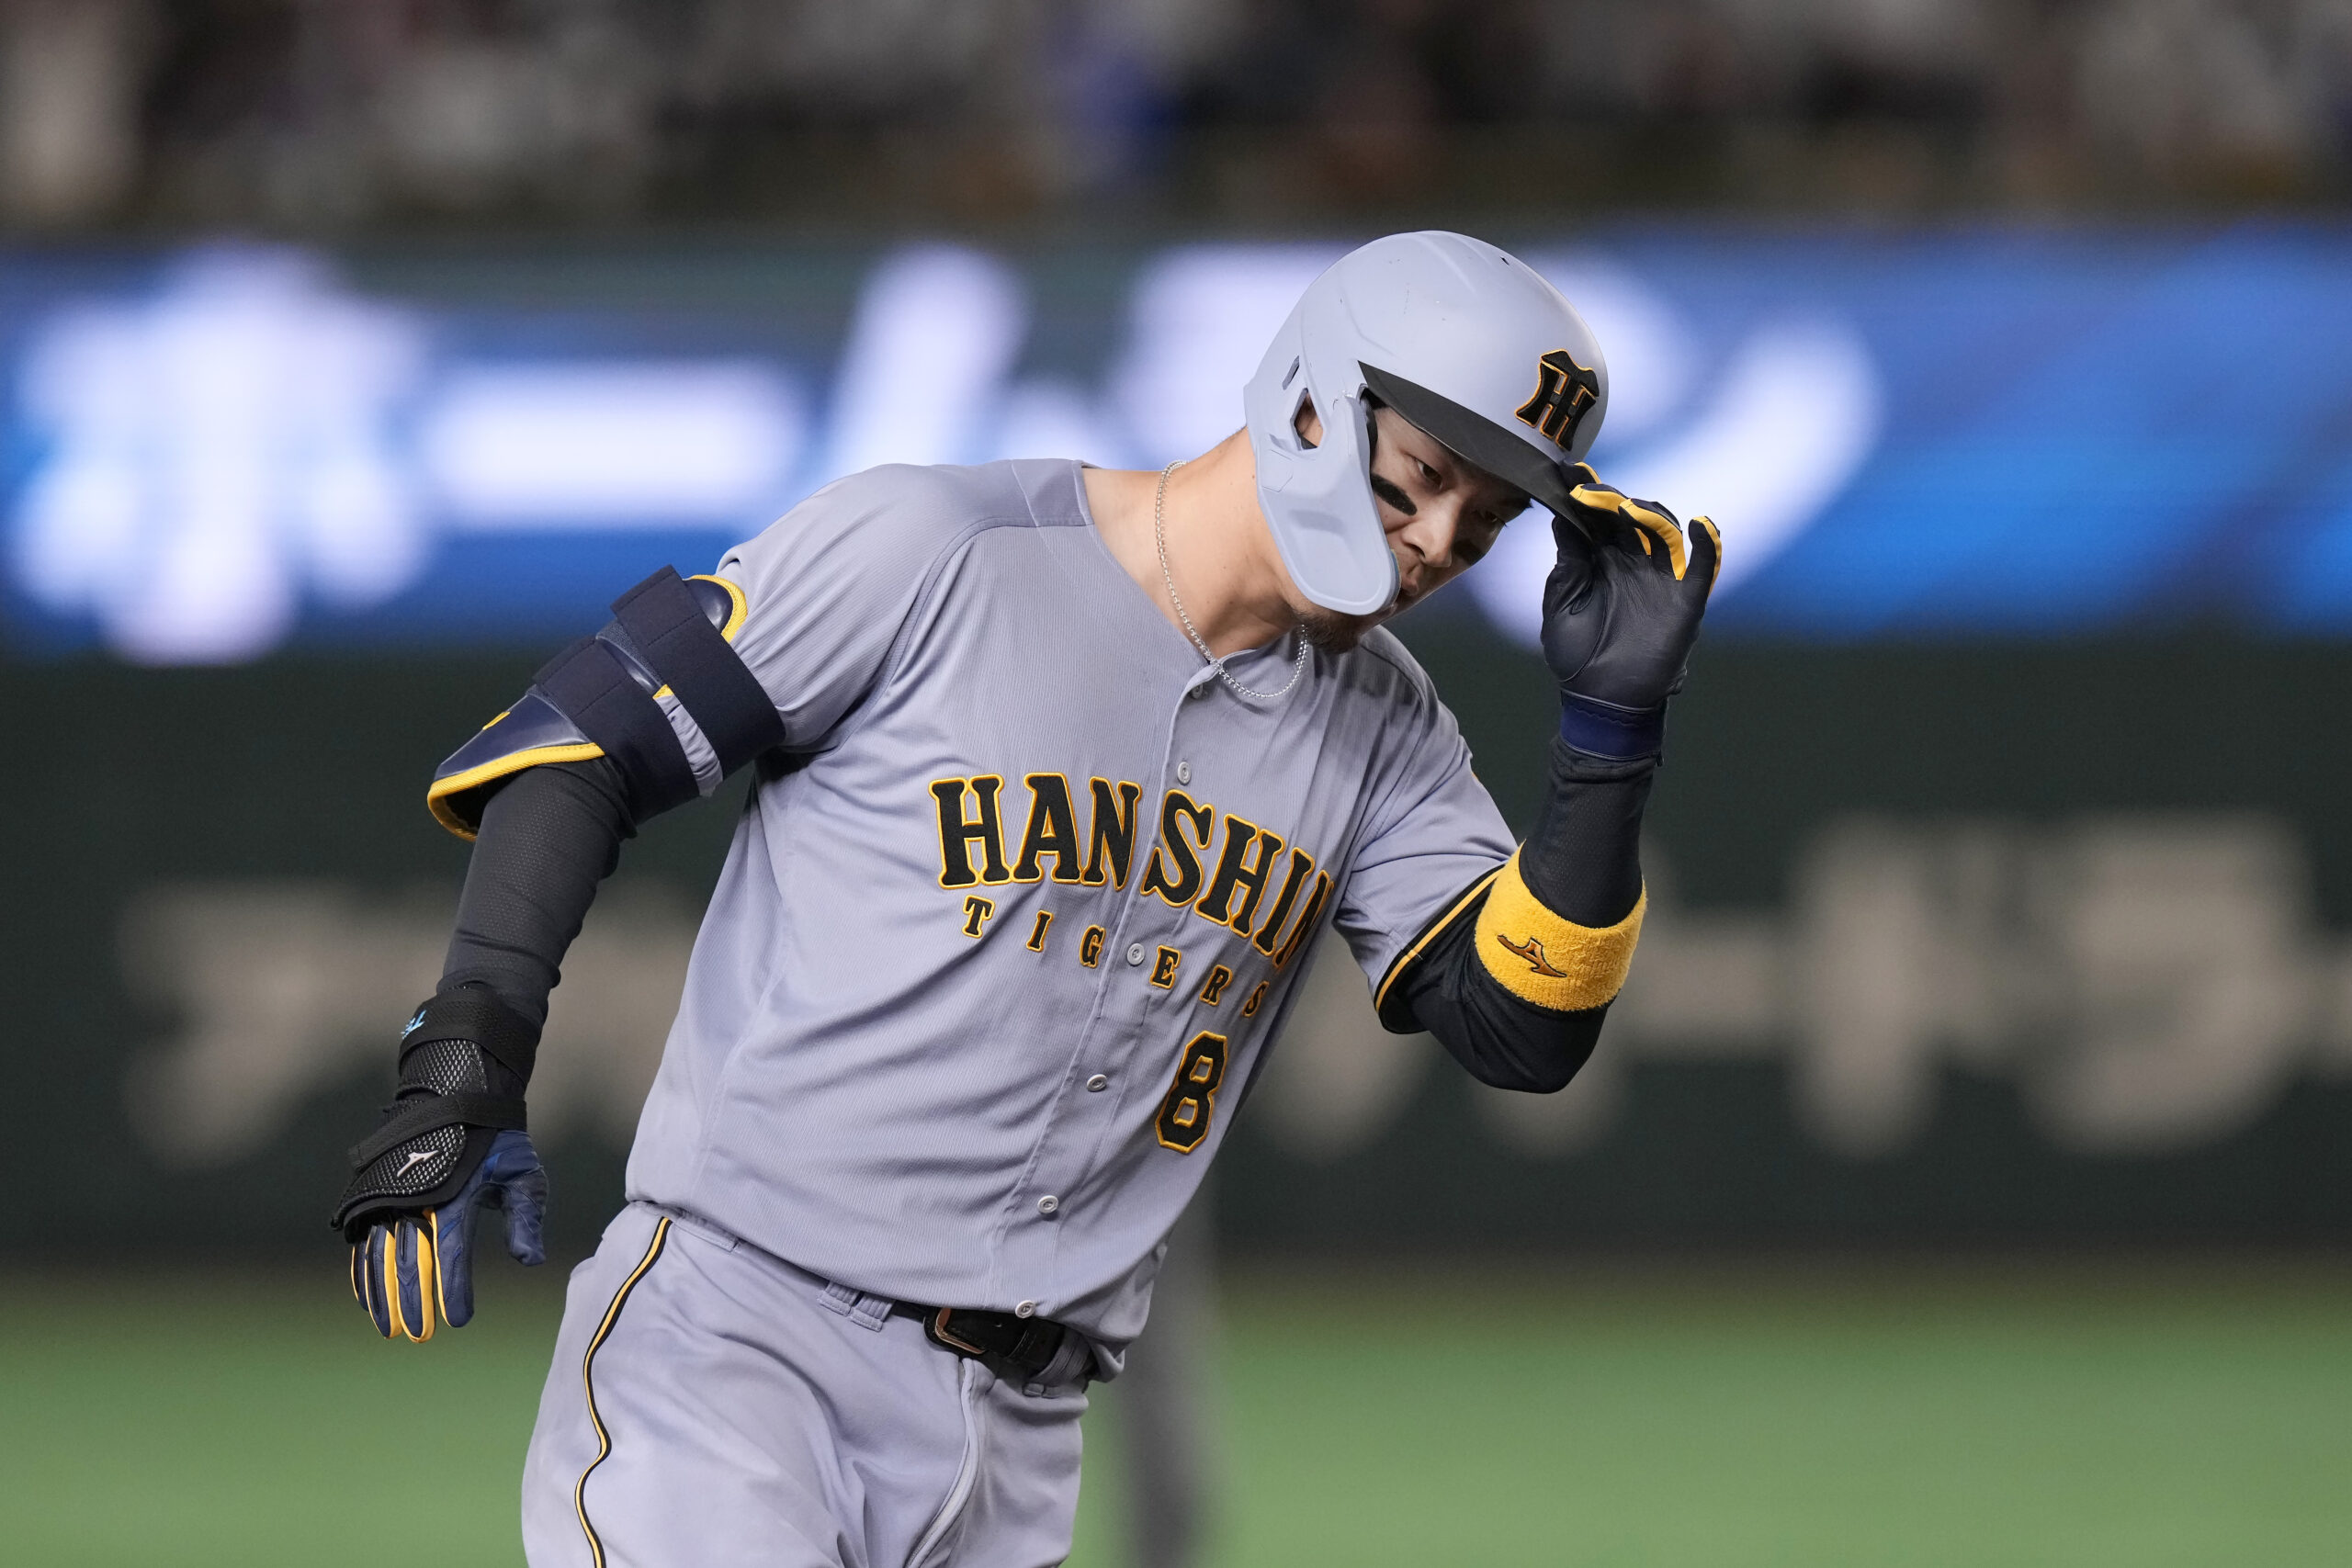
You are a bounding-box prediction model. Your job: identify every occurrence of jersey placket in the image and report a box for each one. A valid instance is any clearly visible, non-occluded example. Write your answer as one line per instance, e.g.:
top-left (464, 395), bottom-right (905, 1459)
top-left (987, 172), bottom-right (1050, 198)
top-left (988, 667), bottom-right (1232, 1315)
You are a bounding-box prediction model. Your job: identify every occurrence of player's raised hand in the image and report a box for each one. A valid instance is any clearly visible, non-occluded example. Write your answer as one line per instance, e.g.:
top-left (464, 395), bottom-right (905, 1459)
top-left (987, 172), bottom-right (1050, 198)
top-left (1541, 464), bottom-right (1720, 760)
top-left (333, 987), bottom-right (549, 1340)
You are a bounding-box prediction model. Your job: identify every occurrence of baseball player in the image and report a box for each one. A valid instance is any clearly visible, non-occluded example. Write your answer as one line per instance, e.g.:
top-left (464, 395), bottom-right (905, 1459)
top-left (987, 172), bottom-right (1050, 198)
top-left (333, 231), bottom-right (1717, 1566)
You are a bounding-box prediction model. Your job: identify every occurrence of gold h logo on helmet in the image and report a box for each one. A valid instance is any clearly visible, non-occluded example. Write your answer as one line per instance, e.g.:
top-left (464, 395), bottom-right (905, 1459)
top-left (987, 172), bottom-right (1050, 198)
top-left (1515, 349), bottom-right (1600, 450)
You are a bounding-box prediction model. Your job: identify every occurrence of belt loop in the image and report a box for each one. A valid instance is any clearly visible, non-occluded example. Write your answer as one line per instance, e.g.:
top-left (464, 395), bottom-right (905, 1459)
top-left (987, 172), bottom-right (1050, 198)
top-left (818, 1279), bottom-right (895, 1332)
top-left (1023, 1331), bottom-right (1096, 1397)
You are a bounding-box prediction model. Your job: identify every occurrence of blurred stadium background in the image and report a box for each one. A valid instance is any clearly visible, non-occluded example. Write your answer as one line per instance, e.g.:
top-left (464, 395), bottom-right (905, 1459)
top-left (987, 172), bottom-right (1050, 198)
top-left (6, 2), bottom-right (2352, 1564)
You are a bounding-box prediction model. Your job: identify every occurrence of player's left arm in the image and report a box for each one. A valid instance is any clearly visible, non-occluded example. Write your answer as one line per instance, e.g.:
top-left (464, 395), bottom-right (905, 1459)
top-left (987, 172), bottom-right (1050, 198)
top-left (1370, 474), bottom-right (1717, 1091)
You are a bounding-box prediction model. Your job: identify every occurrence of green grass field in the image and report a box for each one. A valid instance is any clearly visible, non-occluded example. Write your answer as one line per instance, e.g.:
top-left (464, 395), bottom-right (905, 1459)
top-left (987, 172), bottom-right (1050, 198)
top-left (4, 1257), bottom-right (2347, 1566)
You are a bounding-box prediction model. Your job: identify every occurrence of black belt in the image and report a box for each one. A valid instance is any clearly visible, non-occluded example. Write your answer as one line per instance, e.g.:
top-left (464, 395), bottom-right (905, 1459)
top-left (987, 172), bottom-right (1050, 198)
top-left (895, 1302), bottom-right (1074, 1382)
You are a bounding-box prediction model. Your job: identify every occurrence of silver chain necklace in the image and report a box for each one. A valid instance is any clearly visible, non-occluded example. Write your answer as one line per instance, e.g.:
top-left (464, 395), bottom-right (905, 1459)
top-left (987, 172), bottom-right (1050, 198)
top-left (1154, 459), bottom-right (1308, 703)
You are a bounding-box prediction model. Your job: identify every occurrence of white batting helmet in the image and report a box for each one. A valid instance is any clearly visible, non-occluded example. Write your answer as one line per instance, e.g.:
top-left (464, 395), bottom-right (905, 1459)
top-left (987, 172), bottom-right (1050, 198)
top-left (1244, 231), bottom-right (1610, 615)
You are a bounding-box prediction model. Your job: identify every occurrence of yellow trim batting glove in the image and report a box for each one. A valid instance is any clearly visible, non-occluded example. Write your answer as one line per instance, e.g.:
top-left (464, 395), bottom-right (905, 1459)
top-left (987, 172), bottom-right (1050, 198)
top-left (1543, 466), bottom-right (1722, 760)
top-left (333, 987), bottom-right (548, 1340)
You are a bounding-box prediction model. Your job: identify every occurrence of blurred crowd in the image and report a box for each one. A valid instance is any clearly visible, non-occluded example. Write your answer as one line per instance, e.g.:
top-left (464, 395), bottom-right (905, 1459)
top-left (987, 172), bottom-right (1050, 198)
top-left (4, 0), bottom-right (2350, 229)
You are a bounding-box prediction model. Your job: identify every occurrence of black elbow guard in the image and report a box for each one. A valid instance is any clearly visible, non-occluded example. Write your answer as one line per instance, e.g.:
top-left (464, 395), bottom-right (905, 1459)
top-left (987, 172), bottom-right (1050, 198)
top-left (427, 568), bottom-right (784, 838)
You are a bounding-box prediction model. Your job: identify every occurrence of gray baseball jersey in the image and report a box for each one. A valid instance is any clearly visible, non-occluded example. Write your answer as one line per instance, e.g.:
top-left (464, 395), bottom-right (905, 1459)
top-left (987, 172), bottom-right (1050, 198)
top-left (619, 457), bottom-right (1511, 1349)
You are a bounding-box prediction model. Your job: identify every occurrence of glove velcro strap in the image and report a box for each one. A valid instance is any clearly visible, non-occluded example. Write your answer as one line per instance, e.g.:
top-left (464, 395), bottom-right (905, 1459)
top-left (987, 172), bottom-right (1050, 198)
top-left (1559, 692), bottom-right (1667, 761)
top-left (1473, 849), bottom-right (1645, 1012)
top-left (347, 1093), bottom-right (527, 1172)
top-left (397, 986), bottom-right (540, 1087)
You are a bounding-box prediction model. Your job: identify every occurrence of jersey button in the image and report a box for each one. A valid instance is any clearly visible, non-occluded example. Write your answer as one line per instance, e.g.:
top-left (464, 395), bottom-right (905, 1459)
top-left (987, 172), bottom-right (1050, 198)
top-left (1187, 682), bottom-right (1209, 700)
top-left (1086, 1074), bottom-right (1108, 1091)
top-left (1014, 1300), bottom-right (1037, 1318)
top-left (1125, 942), bottom-right (1147, 965)
top-left (1036, 1195), bottom-right (1059, 1215)
top-left (1175, 760), bottom-right (1192, 785)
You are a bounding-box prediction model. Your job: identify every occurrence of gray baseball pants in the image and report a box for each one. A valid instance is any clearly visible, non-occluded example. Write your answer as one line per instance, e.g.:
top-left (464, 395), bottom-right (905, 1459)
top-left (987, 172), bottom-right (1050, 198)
top-left (520, 1202), bottom-right (1094, 1567)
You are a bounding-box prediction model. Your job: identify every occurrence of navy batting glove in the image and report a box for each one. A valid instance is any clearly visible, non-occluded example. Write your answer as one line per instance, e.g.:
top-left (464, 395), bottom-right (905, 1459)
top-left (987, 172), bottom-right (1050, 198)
top-left (1542, 467), bottom-right (1721, 761)
top-left (334, 987), bottom-right (546, 1340)
top-left (350, 1130), bottom-right (548, 1340)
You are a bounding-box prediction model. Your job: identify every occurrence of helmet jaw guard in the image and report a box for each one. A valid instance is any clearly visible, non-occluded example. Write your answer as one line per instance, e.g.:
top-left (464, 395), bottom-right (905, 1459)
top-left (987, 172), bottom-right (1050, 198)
top-left (1243, 231), bottom-right (1610, 615)
top-left (1243, 305), bottom-right (1393, 616)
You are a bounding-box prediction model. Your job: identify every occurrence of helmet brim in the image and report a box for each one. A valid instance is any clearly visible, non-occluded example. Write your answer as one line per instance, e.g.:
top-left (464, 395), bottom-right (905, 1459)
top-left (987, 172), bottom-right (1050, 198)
top-left (1359, 362), bottom-right (1581, 522)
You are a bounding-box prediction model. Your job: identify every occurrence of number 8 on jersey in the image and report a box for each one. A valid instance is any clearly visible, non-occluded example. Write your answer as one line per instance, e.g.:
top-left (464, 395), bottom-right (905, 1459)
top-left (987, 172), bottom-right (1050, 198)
top-left (1154, 1031), bottom-right (1228, 1153)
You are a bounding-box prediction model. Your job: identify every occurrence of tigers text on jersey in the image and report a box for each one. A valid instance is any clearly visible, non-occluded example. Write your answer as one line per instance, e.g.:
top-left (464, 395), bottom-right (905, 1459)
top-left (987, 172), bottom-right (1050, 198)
top-left (624, 459), bottom-right (1512, 1350)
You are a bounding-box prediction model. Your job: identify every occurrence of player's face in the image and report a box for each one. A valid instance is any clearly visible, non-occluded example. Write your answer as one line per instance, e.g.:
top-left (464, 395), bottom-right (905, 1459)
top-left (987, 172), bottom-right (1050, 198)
top-left (1363, 404), bottom-right (1532, 606)
top-left (1292, 401), bottom-right (1533, 650)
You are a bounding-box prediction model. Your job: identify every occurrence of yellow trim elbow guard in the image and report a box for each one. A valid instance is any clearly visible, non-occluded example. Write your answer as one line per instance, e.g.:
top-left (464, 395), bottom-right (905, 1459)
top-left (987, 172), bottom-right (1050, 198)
top-left (424, 569), bottom-right (775, 840)
top-left (1473, 849), bottom-right (1645, 1012)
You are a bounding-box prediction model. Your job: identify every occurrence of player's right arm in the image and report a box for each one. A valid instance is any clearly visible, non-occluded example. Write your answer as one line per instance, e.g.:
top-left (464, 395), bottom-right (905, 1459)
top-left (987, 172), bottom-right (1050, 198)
top-left (334, 470), bottom-right (947, 1339)
top-left (333, 565), bottom-right (785, 1338)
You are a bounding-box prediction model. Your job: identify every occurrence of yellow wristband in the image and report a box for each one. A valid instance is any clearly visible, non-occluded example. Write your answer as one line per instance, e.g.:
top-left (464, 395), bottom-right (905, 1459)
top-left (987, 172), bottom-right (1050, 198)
top-left (1473, 849), bottom-right (1645, 1011)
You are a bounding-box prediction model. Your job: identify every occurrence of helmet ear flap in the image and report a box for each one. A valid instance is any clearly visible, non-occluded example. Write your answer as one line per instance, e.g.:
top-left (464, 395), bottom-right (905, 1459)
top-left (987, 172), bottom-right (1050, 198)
top-left (1285, 384), bottom-right (1381, 455)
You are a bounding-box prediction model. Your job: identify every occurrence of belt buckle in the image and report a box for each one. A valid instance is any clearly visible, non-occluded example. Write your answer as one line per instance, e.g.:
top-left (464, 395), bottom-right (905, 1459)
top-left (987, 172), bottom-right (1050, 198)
top-left (926, 1306), bottom-right (990, 1359)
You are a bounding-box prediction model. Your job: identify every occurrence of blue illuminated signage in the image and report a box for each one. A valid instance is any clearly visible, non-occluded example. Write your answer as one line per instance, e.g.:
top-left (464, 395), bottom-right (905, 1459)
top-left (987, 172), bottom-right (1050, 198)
top-left (7, 228), bottom-right (2352, 660)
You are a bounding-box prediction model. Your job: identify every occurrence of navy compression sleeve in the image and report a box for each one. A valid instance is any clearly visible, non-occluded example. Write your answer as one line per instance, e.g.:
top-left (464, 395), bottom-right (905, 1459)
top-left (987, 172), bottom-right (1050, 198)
top-left (437, 758), bottom-right (636, 1029)
top-left (1375, 740), bottom-right (1650, 1092)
